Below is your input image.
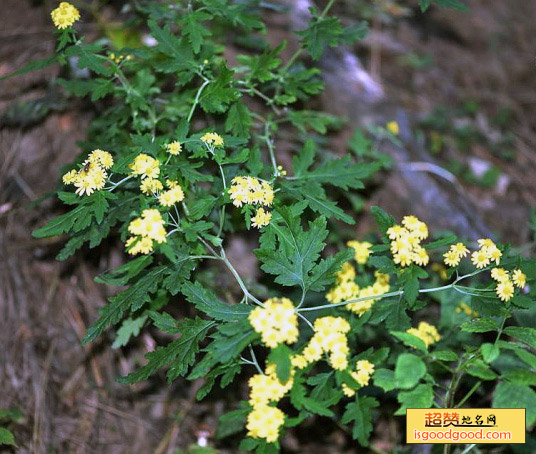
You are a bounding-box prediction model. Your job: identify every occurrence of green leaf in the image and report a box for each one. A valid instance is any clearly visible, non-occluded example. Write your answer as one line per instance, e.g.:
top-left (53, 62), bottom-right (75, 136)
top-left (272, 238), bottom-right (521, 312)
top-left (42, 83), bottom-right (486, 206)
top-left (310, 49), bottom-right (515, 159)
top-left (493, 382), bottom-right (536, 426)
top-left (481, 343), bottom-right (500, 363)
top-left (225, 101), bottom-right (253, 138)
top-left (373, 369), bottom-right (396, 392)
top-left (268, 344), bottom-right (292, 383)
top-left (65, 44), bottom-right (112, 76)
top-left (391, 332), bottom-right (428, 353)
top-left (341, 396), bottom-right (379, 447)
top-left (503, 326), bottom-right (536, 349)
top-left (502, 369), bottom-right (536, 386)
top-left (395, 384), bottom-right (433, 415)
top-left (399, 266), bottom-right (428, 306)
top-left (394, 353), bottom-right (426, 389)
top-left (291, 183), bottom-right (355, 224)
top-left (296, 14), bottom-right (345, 60)
top-left (465, 359), bottom-right (497, 380)
top-left (423, 234), bottom-right (457, 250)
top-left (432, 350), bottom-right (459, 362)
top-left (290, 375), bottom-right (334, 417)
top-left (461, 318), bottom-right (499, 333)
top-left (95, 256), bottom-right (154, 286)
top-left (119, 318), bottom-right (213, 384)
top-left (148, 311), bottom-right (180, 334)
top-left (255, 208), bottom-right (329, 289)
top-left (181, 281), bottom-right (252, 321)
top-left (307, 249), bottom-right (354, 292)
top-left (200, 64), bottom-right (240, 113)
top-left (181, 11), bottom-right (211, 53)
top-left (292, 139), bottom-right (316, 176)
top-left (217, 407), bottom-right (249, 439)
top-left (0, 428), bottom-right (15, 446)
top-left (434, 0), bottom-right (468, 11)
top-left (370, 206), bottom-right (396, 235)
top-left (112, 315), bottom-right (148, 349)
top-left (205, 321), bottom-right (257, 365)
top-left (286, 110), bottom-right (339, 134)
top-left (83, 266), bottom-right (168, 344)
top-left (370, 298), bottom-right (410, 331)
top-left (1, 55), bottom-right (56, 81)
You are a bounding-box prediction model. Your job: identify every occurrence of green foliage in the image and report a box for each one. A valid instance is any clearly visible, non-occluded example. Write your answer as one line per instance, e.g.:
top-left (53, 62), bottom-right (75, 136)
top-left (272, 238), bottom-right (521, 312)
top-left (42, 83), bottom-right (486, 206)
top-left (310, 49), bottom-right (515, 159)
top-left (23, 0), bottom-right (536, 451)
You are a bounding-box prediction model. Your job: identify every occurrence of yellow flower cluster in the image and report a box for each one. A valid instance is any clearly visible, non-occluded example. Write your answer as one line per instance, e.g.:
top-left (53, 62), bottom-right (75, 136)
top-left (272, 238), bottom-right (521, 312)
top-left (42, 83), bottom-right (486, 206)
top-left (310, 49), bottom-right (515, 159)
top-left (455, 302), bottom-right (478, 318)
top-left (387, 216), bottom-right (430, 267)
top-left (276, 165), bottom-right (288, 176)
top-left (51, 2), bottom-right (80, 29)
top-left (406, 321), bottom-right (441, 348)
top-left (166, 141), bottom-right (182, 155)
top-left (342, 359), bottom-right (376, 397)
top-left (228, 176), bottom-right (275, 208)
top-left (62, 149), bottom-right (114, 196)
top-left (386, 121), bottom-right (399, 135)
top-left (251, 207), bottom-right (272, 229)
top-left (109, 53), bottom-right (132, 64)
top-left (125, 209), bottom-right (167, 255)
top-left (491, 267), bottom-right (525, 302)
top-left (347, 240), bottom-right (372, 265)
top-left (140, 178), bottom-right (163, 195)
top-left (159, 181), bottom-right (185, 207)
top-left (129, 153), bottom-right (160, 179)
top-left (295, 317), bottom-right (351, 371)
top-left (249, 298), bottom-right (299, 349)
top-left (246, 363), bottom-right (292, 442)
top-left (471, 238), bottom-right (502, 269)
top-left (326, 262), bottom-right (390, 316)
top-left (443, 242), bottom-right (470, 267)
top-left (200, 132), bottom-right (224, 147)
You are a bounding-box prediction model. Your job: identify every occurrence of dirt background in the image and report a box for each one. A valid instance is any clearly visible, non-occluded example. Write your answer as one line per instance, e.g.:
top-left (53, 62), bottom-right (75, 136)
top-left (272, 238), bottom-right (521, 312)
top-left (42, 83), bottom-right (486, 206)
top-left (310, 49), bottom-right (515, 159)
top-left (0, 0), bottom-right (535, 453)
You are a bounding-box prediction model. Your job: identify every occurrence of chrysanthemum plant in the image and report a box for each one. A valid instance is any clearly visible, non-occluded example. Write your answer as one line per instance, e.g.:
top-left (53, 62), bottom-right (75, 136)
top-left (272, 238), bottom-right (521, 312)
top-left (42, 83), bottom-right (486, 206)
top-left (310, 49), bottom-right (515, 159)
top-left (11, 0), bottom-right (536, 451)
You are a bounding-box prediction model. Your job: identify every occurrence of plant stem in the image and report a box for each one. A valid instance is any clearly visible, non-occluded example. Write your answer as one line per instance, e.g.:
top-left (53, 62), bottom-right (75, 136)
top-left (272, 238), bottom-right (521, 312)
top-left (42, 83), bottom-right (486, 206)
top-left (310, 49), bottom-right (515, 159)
top-left (187, 79), bottom-right (210, 122)
top-left (263, 122), bottom-right (278, 176)
top-left (298, 270), bottom-right (485, 313)
top-left (455, 381), bottom-right (481, 408)
top-left (220, 252), bottom-right (263, 306)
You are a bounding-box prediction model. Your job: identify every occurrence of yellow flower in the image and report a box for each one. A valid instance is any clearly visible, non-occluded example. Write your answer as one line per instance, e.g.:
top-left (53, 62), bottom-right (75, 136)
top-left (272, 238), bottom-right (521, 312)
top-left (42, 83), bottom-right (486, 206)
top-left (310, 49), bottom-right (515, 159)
top-left (477, 238), bottom-right (496, 249)
top-left (166, 141), bottom-right (182, 155)
top-left (140, 178), bottom-right (163, 195)
top-left (88, 149), bottom-right (114, 170)
top-left (406, 321), bottom-right (440, 347)
top-left (73, 161), bottom-right (107, 196)
top-left (159, 186), bottom-right (185, 207)
top-left (62, 169), bottom-right (78, 185)
top-left (356, 359), bottom-right (375, 375)
top-left (129, 153), bottom-right (160, 179)
top-left (386, 121), bottom-right (399, 135)
top-left (484, 245), bottom-right (502, 265)
top-left (347, 240), bottom-right (372, 265)
top-left (412, 246), bottom-right (429, 266)
top-left (471, 249), bottom-right (490, 269)
top-left (248, 365), bottom-right (293, 407)
top-left (249, 298), bottom-right (299, 349)
top-left (228, 176), bottom-right (274, 208)
top-left (496, 280), bottom-right (514, 302)
top-left (342, 384), bottom-right (356, 397)
top-left (127, 209), bottom-right (167, 245)
top-left (490, 268), bottom-right (509, 282)
top-left (125, 236), bottom-right (154, 255)
top-left (200, 132), bottom-right (224, 147)
top-left (393, 250), bottom-right (412, 267)
top-left (443, 250), bottom-right (461, 267)
top-left (251, 207), bottom-right (272, 229)
top-left (246, 404), bottom-right (285, 443)
top-left (387, 224), bottom-right (405, 240)
top-left (276, 165), bottom-right (288, 176)
top-left (451, 242), bottom-right (469, 258)
top-left (512, 269), bottom-right (526, 289)
top-left (51, 2), bottom-right (80, 29)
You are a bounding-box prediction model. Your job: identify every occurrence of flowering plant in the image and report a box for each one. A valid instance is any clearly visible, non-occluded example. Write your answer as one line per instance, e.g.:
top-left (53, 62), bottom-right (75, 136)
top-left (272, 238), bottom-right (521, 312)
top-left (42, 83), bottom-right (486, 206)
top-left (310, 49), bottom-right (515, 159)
top-left (9, 0), bottom-right (536, 451)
